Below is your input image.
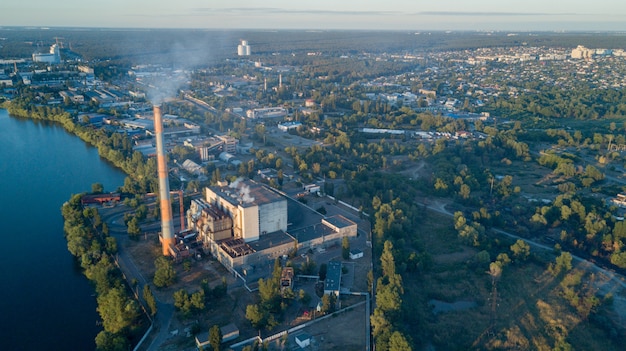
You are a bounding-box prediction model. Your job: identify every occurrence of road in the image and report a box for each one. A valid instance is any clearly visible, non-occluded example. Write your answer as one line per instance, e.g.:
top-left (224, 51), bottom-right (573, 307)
top-left (100, 204), bottom-right (177, 351)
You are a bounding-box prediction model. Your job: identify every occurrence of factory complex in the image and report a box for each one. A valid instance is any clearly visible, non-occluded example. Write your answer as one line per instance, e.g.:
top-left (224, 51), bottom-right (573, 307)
top-left (185, 178), bottom-right (357, 276)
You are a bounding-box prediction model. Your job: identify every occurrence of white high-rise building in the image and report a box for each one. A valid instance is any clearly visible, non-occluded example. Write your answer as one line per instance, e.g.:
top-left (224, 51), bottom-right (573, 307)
top-left (237, 40), bottom-right (251, 56)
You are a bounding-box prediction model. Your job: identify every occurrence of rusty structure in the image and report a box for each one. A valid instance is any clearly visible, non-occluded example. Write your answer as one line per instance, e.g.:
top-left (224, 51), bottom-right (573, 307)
top-left (154, 105), bottom-right (175, 255)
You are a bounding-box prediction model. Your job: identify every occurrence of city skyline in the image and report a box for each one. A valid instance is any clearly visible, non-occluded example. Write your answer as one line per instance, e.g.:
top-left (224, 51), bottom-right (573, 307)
top-left (2, 0), bottom-right (626, 32)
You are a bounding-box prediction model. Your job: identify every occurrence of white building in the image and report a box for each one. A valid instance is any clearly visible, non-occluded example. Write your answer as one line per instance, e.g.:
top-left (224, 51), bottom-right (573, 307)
top-left (246, 107), bottom-right (288, 119)
top-left (278, 121), bottom-right (302, 131)
top-left (32, 44), bottom-right (61, 64)
top-left (237, 40), bottom-right (251, 56)
top-left (295, 333), bottom-right (312, 348)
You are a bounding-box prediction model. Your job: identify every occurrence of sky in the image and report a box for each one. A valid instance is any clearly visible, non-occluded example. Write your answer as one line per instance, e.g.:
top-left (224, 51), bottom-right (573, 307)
top-left (2, 0), bottom-right (626, 32)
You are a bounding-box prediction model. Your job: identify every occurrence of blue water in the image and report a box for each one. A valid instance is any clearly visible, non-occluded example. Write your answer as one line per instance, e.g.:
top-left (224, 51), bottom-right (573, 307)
top-left (0, 109), bottom-right (126, 350)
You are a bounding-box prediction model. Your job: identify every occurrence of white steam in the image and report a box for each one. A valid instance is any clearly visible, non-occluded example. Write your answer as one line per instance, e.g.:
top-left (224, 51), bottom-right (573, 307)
top-left (229, 177), bottom-right (255, 204)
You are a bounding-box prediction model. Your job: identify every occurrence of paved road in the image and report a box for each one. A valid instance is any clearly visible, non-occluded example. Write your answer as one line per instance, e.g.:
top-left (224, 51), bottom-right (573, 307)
top-left (101, 205), bottom-right (176, 351)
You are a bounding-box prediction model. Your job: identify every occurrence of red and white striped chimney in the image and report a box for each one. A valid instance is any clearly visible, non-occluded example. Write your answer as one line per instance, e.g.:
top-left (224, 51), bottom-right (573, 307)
top-left (154, 105), bottom-right (175, 256)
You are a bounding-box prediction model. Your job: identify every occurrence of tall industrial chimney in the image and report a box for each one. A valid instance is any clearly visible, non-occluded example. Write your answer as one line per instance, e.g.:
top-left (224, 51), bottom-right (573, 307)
top-left (154, 105), bottom-right (175, 256)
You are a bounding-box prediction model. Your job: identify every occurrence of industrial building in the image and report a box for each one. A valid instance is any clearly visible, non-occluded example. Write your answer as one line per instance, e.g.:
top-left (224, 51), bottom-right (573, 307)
top-left (183, 136), bottom-right (222, 161)
top-left (237, 40), bottom-right (251, 56)
top-left (205, 178), bottom-right (288, 243)
top-left (186, 179), bottom-right (358, 275)
top-left (246, 107), bottom-right (288, 119)
top-left (32, 44), bottom-right (61, 64)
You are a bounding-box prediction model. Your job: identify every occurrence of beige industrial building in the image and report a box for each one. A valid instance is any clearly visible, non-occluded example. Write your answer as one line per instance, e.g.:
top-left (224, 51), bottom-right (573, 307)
top-left (187, 179), bottom-right (358, 275)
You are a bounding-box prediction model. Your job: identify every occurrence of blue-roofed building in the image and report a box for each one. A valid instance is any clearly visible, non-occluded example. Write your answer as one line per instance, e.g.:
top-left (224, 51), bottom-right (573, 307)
top-left (324, 261), bottom-right (342, 296)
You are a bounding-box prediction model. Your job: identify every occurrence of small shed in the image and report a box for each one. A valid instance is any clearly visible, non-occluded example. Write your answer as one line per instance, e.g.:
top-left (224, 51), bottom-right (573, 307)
top-left (295, 333), bottom-right (312, 348)
top-left (221, 323), bottom-right (240, 342)
top-left (194, 323), bottom-right (240, 348)
top-left (349, 249), bottom-right (364, 260)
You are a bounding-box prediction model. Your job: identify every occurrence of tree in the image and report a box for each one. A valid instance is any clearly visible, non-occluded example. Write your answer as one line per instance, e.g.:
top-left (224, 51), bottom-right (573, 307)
top-left (92, 182), bottom-right (104, 194)
top-left (95, 331), bottom-right (129, 351)
top-left (556, 251), bottom-right (573, 272)
top-left (174, 289), bottom-right (199, 317)
top-left (342, 236), bottom-right (350, 260)
top-left (246, 304), bottom-right (266, 329)
top-left (459, 184), bottom-right (471, 200)
top-left (321, 293), bottom-right (337, 314)
top-left (209, 324), bottom-right (223, 351)
top-left (550, 251), bottom-right (573, 276)
top-left (510, 239), bottom-right (530, 261)
top-left (142, 285), bottom-right (157, 316)
top-left (126, 216), bottom-right (141, 238)
top-left (96, 287), bottom-right (140, 334)
top-left (153, 257), bottom-right (176, 287)
top-left (376, 278), bottom-right (403, 313)
top-left (388, 331), bottom-right (412, 351)
top-left (190, 289), bottom-right (206, 311)
top-left (318, 263), bottom-right (328, 281)
top-left (381, 240), bottom-right (396, 277)
top-left (370, 308), bottom-right (391, 338)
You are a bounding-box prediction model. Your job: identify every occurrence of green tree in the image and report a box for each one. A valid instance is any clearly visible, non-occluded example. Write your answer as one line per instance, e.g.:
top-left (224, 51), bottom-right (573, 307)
top-left (246, 304), bottom-right (266, 329)
top-left (388, 331), bottom-right (412, 351)
top-left (321, 293), bottom-right (337, 314)
top-left (153, 257), bottom-right (176, 287)
top-left (126, 216), bottom-right (141, 238)
top-left (209, 324), bottom-right (223, 351)
top-left (551, 251), bottom-right (573, 276)
top-left (92, 182), bottom-right (104, 194)
top-left (190, 289), bottom-right (206, 311)
top-left (380, 240), bottom-right (396, 277)
top-left (96, 287), bottom-right (140, 334)
top-left (376, 282), bottom-right (402, 313)
top-left (458, 184), bottom-right (471, 200)
top-left (510, 239), bottom-right (530, 261)
top-left (342, 236), bottom-right (350, 260)
top-left (95, 331), bottom-right (129, 351)
top-left (174, 289), bottom-right (192, 316)
top-left (142, 285), bottom-right (157, 316)
top-left (318, 263), bottom-right (328, 281)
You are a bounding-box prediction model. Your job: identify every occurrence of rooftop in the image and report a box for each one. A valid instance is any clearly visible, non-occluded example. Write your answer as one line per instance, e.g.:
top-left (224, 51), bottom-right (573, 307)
top-left (324, 261), bottom-right (342, 294)
top-left (210, 179), bottom-right (285, 208)
top-left (323, 215), bottom-right (356, 229)
top-left (247, 230), bottom-right (295, 252)
top-left (287, 223), bottom-right (335, 244)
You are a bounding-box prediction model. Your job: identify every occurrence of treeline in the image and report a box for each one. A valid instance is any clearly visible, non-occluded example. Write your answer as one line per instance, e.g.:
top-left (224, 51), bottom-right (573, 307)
top-left (6, 28), bottom-right (626, 65)
top-left (62, 193), bottom-right (144, 350)
top-left (490, 86), bottom-right (626, 120)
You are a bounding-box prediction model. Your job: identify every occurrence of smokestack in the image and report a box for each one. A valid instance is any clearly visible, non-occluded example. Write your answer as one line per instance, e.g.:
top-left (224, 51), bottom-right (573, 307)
top-left (154, 105), bottom-right (175, 256)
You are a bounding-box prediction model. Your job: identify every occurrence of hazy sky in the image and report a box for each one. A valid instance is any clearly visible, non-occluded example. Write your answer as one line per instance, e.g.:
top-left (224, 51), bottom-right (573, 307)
top-left (2, 0), bottom-right (626, 31)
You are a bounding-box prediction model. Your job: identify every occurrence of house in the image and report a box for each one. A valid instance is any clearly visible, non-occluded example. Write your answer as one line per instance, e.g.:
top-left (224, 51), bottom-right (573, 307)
top-left (295, 333), bottom-right (312, 348)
